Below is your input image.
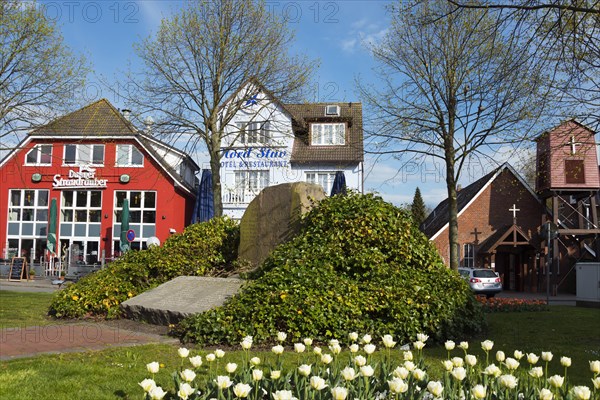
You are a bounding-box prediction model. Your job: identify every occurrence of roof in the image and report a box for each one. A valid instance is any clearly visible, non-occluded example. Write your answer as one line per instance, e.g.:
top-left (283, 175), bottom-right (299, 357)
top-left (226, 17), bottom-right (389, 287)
top-left (420, 163), bottom-right (540, 240)
top-left (287, 102), bottom-right (364, 164)
top-left (534, 118), bottom-right (596, 142)
top-left (477, 224), bottom-right (533, 254)
top-left (31, 98), bottom-right (138, 136)
top-left (4, 99), bottom-right (198, 194)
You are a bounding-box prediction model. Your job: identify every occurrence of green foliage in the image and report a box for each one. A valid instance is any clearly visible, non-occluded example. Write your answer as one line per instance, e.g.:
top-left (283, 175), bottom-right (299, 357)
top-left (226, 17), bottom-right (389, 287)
top-left (411, 187), bottom-right (427, 227)
top-left (178, 193), bottom-right (484, 345)
top-left (49, 217), bottom-right (240, 319)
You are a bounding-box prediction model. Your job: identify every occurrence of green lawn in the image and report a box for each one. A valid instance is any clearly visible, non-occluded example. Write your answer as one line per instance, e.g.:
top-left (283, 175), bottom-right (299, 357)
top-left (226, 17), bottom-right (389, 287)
top-left (0, 291), bottom-right (599, 399)
top-left (0, 291), bottom-right (57, 328)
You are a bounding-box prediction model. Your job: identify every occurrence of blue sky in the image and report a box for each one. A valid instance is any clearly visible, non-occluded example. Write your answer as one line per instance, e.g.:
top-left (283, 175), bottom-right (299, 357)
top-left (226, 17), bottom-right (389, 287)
top-left (33, 0), bottom-right (536, 208)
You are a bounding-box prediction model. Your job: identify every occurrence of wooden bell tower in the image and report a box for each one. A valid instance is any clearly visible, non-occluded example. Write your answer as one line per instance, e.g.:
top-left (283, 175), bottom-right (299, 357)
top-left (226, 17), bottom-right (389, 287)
top-left (535, 119), bottom-right (600, 293)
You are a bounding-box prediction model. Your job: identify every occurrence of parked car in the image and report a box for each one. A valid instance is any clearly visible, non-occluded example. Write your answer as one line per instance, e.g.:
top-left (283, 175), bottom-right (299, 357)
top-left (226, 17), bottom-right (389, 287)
top-left (458, 267), bottom-right (502, 297)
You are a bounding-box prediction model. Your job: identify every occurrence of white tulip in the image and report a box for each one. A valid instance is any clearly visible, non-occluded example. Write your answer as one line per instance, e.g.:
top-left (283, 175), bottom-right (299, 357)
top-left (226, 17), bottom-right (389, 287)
top-left (459, 341), bottom-right (469, 350)
top-left (427, 381), bottom-right (443, 397)
top-left (303, 338), bottom-right (313, 346)
top-left (272, 390), bottom-right (295, 400)
top-left (215, 349), bottom-right (225, 358)
top-left (393, 366), bottom-right (409, 379)
top-left (471, 384), bottom-right (487, 399)
top-left (514, 350), bottom-right (524, 360)
top-left (294, 343), bottom-right (306, 353)
top-left (206, 353), bottom-right (216, 362)
top-left (592, 376), bottom-right (600, 390)
top-left (270, 370), bottom-right (281, 380)
top-left (413, 368), bottom-right (426, 381)
top-left (341, 366), bottom-right (357, 381)
top-left (349, 332), bottom-right (359, 342)
top-left (298, 364), bottom-right (312, 377)
top-left (499, 374), bottom-right (518, 389)
top-left (539, 388), bottom-right (554, 400)
top-left (403, 360), bottom-right (415, 371)
top-left (542, 351), bottom-right (553, 362)
top-left (310, 376), bottom-right (327, 391)
top-left (178, 383), bottom-right (195, 400)
top-left (215, 375), bottom-right (232, 389)
top-left (590, 360), bottom-right (600, 374)
top-left (180, 369), bottom-right (196, 382)
top-left (445, 340), bottom-right (455, 351)
top-left (146, 361), bottom-right (160, 374)
top-left (451, 357), bottom-right (464, 367)
top-left (360, 365), bottom-right (374, 377)
top-left (321, 354), bottom-right (333, 365)
top-left (388, 377), bottom-right (408, 394)
top-left (484, 363), bottom-right (501, 377)
top-left (233, 383), bottom-right (252, 398)
top-left (271, 345), bottom-right (284, 355)
top-left (505, 357), bottom-right (520, 371)
top-left (250, 357), bottom-right (261, 366)
top-left (403, 351), bottom-right (413, 361)
top-left (331, 386), bottom-right (348, 400)
top-left (139, 378), bottom-right (156, 392)
top-left (178, 347), bottom-right (190, 358)
top-left (225, 363), bottom-right (237, 374)
top-left (329, 343), bottom-right (342, 355)
top-left (252, 369), bottom-right (263, 381)
top-left (364, 343), bottom-right (376, 354)
top-left (527, 353), bottom-right (540, 364)
top-left (529, 367), bottom-right (544, 378)
top-left (561, 356), bottom-right (572, 367)
top-left (362, 334), bottom-right (372, 344)
top-left (189, 355), bottom-right (202, 368)
top-left (481, 340), bottom-right (494, 351)
top-left (149, 386), bottom-right (167, 400)
top-left (548, 375), bottom-right (564, 388)
top-left (349, 344), bottom-right (359, 353)
top-left (465, 354), bottom-right (477, 366)
top-left (354, 355), bottom-right (367, 367)
top-left (313, 346), bottom-right (322, 355)
top-left (276, 332), bottom-right (287, 342)
top-left (451, 367), bottom-right (466, 381)
top-left (572, 386), bottom-right (591, 400)
top-left (382, 334), bottom-right (396, 348)
top-left (442, 359), bottom-right (454, 372)
top-left (416, 333), bottom-right (429, 342)
top-left (413, 340), bottom-right (425, 350)
top-left (496, 350), bottom-right (506, 362)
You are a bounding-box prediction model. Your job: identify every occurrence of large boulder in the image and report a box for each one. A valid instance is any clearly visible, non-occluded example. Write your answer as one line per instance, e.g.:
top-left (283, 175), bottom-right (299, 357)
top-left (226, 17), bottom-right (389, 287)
top-left (238, 182), bottom-right (326, 267)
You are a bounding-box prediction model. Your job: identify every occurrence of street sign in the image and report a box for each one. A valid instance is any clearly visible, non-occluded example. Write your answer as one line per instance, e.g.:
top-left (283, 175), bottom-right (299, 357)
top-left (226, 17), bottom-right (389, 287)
top-left (126, 229), bottom-right (135, 242)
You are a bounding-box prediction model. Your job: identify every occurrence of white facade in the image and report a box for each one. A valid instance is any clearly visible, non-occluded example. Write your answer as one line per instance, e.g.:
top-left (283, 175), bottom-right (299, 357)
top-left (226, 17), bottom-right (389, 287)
top-left (219, 89), bottom-right (363, 220)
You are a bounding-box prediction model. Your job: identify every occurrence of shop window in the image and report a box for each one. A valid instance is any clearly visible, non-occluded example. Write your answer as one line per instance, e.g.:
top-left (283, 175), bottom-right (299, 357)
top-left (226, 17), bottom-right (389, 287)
top-left (311, 123), bottom-right (345, 145)
top-left (5, 189), bottom-right (50, 259)
top-left (113, 191), bottom-right (157, 252)
top-left (63, 144), bottom-right (104, 165)
top-left (116, 144), bottom-right (144, 166)
top-left (306, 172), bottom-right (336, 194)
top-left (59, 191), bottom-right (102, 240)
top-left (25, 144), bottom-right (52, 165)
top-left (236, 121), bottom-right (270, 145)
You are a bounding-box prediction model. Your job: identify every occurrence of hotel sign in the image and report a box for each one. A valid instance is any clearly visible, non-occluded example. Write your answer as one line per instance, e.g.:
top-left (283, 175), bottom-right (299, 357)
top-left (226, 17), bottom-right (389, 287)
top-left (220, 147), bottom-right (289, 168)
top-left (53, 165), bottom-right (108, 189)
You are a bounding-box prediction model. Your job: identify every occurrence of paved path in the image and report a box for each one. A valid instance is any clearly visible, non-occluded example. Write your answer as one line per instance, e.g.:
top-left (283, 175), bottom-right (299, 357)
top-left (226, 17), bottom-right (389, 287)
top-left (0, 322), bottom-right (178, 361)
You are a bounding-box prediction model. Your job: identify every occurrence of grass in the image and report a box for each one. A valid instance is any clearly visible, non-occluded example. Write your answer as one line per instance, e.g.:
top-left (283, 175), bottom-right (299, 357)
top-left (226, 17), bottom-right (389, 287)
top-left (0, 291), bottom-right (599, 399)
top-left (0, 291), bottom-right (57, 328)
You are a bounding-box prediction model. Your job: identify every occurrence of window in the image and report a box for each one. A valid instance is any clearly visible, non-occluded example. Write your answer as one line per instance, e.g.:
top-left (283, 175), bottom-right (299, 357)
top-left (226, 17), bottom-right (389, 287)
top-left (113, 191), bottom-right (157, 252)
top-left (116, 144), bottom-right (144, 166)
top-left (325, 105), bottom-right (340, 116)
top-left (463, 243), bottom-right (475, 268)
top-left (306, 172), bottom-right (336, 194)
top-left (59, 191), bottom-right (103, 240)
top-left (311, 123), bottom-right (345, 145)
top-left (6, 189), bottom-right (50, 259)
top-left (25, 144), bottom-right (52, 165)
top-left (235, 170), bottom-right (269, 193)
top-left (236, 121), bottom-right (270, 145)
top-left (63, 144), bottom-right (104, 165)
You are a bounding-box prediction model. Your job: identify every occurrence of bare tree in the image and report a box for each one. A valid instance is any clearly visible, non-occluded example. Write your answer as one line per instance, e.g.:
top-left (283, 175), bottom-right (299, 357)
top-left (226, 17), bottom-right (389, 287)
top-left (359, 0), bottom-right (550, 270)
top-left (122, 0), bottom-right (313, 216)
top-left (446, 0), bottom-right (600, 130)
top-left (0, 1), bottom-right (88, 148)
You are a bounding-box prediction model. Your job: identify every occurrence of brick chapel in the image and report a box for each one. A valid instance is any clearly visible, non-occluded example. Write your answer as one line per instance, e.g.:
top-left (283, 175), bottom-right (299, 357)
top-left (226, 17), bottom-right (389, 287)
top-left (421, 120), bottom-right (600, 294)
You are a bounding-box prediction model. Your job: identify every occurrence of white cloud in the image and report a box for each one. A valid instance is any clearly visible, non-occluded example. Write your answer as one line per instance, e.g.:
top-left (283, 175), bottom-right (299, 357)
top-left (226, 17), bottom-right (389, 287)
top-left (340, 17), bottom-right (388, 54)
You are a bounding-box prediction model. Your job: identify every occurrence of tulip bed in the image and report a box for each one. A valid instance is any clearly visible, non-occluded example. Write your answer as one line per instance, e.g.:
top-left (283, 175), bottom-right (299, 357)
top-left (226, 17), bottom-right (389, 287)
top-left (138, 333), bottom-right (600, 400)
top-left (476, 297), bottom-right (549, 313)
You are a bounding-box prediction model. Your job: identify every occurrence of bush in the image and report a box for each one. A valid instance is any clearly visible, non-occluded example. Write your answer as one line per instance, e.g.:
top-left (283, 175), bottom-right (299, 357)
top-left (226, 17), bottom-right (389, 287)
top-left (177, 193), bottom-right (484, 345)
top-left (49, 217), bottom-right (240, 319)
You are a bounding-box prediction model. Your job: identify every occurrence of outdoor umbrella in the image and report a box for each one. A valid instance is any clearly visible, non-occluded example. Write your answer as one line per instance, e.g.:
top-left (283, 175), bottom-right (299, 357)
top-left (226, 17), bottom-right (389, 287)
top-left (330, 171), bottom-right (347, 196)
top-left (191, 169), bottom-right (214, 224)
top-left (120, 199), bottom-right (130, 253)
top-left (46, 198), bottom-right (57, 255)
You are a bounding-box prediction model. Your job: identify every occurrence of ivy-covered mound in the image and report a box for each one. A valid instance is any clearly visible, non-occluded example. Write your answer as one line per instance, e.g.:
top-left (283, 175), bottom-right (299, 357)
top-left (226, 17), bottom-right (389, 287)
top-left (177, 193), bottom-right (484, 345)
top-left (49, 217), bottom-right (240, 319)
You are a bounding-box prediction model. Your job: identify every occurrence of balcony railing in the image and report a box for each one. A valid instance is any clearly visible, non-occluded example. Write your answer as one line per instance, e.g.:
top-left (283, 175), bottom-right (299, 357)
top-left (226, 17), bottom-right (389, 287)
top-left (222, 190), bottom-right (259, 205)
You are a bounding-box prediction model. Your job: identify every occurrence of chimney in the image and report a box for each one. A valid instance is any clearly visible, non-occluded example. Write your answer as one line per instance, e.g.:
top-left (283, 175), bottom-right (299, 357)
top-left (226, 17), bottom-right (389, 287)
top-left (144, 116), bottom-right (155, 134)
top-left (457, 184), bottom-right (462, 192)
top-left (122, 109), bottom-right (131, 121)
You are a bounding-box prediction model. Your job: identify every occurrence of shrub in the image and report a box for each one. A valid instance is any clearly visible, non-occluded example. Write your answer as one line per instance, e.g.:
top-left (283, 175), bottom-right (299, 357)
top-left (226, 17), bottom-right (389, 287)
top-left (177, 193), bottom-right (484, 345)
top-left (49, 217), bottom-right (240, 319)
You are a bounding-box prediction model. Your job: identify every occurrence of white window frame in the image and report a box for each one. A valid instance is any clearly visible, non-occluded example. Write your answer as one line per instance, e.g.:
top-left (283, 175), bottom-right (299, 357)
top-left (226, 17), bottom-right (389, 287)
top-left (113, 191), bottom-right (157, 252)
top-left (233, 170), bottom-right (269, 199)
top-left (306, 172), bottom-right (336, 195)
top-left (463, 243), bottom-right (475, 268)
top-left (115, 144), bottom-right (144, 167)
top-left (63, 144), bottom-right (105, 166)
top-left (236, 121), bottom-right (270, 146)
top-left (311, 123), bottom-right (346, 146)
top-left (25, 144), bottom-right (53, 166)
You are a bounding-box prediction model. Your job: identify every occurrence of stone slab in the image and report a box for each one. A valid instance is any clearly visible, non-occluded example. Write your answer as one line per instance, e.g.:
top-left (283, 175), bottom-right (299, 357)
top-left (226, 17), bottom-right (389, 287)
top-left (120, 276), bottom-right (244, 325)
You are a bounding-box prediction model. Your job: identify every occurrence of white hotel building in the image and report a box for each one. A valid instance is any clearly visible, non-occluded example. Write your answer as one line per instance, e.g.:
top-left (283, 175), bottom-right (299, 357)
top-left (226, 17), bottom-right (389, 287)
top-left (219, 84), bottom-right (364, 219)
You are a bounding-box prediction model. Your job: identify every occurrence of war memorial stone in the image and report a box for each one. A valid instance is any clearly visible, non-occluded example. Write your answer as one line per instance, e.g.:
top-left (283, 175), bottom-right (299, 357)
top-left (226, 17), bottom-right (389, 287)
top-left (238, 182), bottom-right (326, 267)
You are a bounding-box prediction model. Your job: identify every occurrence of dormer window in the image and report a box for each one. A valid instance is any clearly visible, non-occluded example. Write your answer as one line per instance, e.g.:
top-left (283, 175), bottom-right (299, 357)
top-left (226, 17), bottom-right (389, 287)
top-left (311, 123), bottom-right (345, 146)
top-left (325, 105), bottom-right (340, 116)
top-left (25, 144), bottom-right (52, 165)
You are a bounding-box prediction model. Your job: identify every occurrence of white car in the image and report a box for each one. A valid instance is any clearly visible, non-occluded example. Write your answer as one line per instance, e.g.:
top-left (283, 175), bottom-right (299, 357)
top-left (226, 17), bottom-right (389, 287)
top-left (458, 268), bottom-right (502, 298)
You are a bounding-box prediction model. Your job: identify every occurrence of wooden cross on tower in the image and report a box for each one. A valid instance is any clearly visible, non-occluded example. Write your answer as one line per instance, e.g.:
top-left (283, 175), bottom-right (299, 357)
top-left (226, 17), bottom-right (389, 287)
top-left (568, 135), bottom-right (582, 155)
top-left (509, 204), bottom-right (520, 224)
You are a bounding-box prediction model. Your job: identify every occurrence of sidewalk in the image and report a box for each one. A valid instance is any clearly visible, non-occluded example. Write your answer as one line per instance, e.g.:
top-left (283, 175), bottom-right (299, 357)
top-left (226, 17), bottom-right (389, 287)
top-left (0, 321), bottom-right (178, 361)
top-left (0, 277), bottom-right (60, 293)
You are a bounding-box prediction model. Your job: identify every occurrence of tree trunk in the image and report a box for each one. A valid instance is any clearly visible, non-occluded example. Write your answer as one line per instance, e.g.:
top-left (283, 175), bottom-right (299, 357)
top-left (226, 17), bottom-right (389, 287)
top-left (209, 145), bottom-right (223, 217)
